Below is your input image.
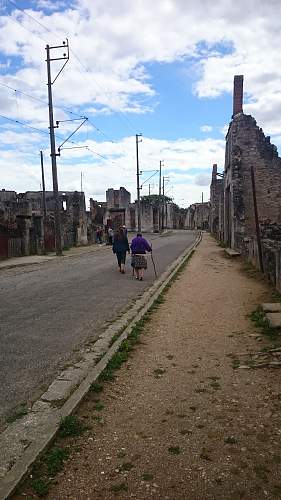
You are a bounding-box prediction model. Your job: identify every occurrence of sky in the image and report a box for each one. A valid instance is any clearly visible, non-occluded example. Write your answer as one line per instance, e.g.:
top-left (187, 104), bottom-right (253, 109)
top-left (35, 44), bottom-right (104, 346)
top-left (1, 0), bottom-right (281, 208)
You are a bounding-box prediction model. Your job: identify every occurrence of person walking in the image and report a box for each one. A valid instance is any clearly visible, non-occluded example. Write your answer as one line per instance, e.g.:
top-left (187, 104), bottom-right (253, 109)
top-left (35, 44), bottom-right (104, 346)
top-left (112, 227), bottom-right (130, 273)
top-left (96, 227), bottom-right (103, 244)
top-left (108, 227), bottom-right (114, 245)
top-left (131, 233), bottom-right (152, 281)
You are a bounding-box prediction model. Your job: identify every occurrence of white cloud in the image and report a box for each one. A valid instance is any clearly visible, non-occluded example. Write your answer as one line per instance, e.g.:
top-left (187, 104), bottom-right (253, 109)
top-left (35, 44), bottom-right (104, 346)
top-left (2, 0), bottom-right (281, 209)
top-left (200, 125), bottom-right (213, 133)
top-left (194, 174), bottom-right (211, 186)
top-left (0, 132), bottom-right (224, 207)
top-left (0, 0), bottom-right (280, 134)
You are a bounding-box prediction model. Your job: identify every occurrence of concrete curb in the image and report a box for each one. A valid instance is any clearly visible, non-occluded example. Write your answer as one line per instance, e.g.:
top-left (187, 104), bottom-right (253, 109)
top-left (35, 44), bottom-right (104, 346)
top-left (0, 245), bottom-right (108, 272)
top-left (0, 231), bottom-right (201, 499)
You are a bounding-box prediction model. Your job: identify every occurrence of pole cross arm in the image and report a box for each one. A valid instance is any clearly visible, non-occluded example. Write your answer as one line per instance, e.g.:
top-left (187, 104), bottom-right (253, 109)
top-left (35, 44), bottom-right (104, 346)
top-left (58, 118), bottom-right (88, 152)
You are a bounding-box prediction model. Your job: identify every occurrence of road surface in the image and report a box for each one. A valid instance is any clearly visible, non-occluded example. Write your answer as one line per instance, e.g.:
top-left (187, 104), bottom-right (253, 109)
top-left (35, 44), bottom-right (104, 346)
top-left (0, 230), bottom-right (197, 426)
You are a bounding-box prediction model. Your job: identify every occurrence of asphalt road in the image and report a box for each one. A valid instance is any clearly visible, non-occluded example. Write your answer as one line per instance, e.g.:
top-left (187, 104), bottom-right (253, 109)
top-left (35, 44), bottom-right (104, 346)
top-left (0, 230), bottom-right (197, 425)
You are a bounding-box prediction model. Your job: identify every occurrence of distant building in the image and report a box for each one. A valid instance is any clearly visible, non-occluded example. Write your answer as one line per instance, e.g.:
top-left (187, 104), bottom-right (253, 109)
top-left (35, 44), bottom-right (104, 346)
top-left (185, 202), bottom-right (210, 230)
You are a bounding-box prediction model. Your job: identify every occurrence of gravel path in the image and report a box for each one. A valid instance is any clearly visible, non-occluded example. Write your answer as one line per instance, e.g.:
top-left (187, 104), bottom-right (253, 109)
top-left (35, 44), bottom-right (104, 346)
top-left (23, 234), bottom-right (281, 499)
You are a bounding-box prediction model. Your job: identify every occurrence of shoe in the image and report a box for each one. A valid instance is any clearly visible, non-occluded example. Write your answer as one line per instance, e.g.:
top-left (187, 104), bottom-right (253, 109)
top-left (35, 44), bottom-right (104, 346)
top-left (135, 276), bottom-right (139, 280)
top-left (121, 269), bottom-right (125, 274)
top-left (139, 277), bottom-right (143, 281)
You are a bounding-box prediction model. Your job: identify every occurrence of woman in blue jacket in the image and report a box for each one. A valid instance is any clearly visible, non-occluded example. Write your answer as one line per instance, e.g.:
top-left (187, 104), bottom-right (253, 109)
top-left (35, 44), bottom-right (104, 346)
top-left (112, 227), bottom-right (130, 273)
top-left (131, 233), bottom-right (152, 281)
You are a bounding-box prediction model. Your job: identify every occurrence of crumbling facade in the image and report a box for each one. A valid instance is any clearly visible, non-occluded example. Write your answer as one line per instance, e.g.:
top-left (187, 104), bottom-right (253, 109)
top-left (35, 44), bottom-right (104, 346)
top-left (223, 75), bottom-right (281, 253)
top-left (0, 190), bottom-right (43, 258)
top-left (209, 164), bottom-right (223, 239)
top-left (103, 187), bottom-right (131, 230)
top-left (0, 189), bottom-right (88, 258)
top-left (185, 202), bottom-right (210, 230)
top-left (210, 74), bottom-right (281, 290)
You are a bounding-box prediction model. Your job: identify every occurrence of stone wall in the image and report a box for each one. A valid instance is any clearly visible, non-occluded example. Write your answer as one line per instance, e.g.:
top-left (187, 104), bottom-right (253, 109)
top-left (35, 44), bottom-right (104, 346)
top-left (209, 164), bottom-right (223, 238)
top-left (106, 187), bottom-right (131, 209)
top-left (224, 112), bottom-right (281, 252)
top-left (185, 203), bottom-right (210, 230)
top-left (0, 189), bottom-right (88, 257)
top-left (209, 74), bottom-right (281, 291)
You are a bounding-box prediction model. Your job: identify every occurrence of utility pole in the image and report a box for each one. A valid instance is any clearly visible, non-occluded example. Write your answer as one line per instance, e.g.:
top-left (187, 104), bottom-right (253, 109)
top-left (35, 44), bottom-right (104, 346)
top-left (46, 40), bottom-right (69, 256)
top-left (80, 171), bottom-right (83, 193)
top-left (40, 150), bottom-right (47, 220)
top-left (162, 176), bottom-right (169, 229)
top-left (40, 151), bottom-right (47, 255)
top-left (136, 133), bottom-right (142, 233)
top-left (159, 160), bottom-right (164, 231)
top-left (148, 184), bottom-right (151, 196)
top-left (202, 192), bottom-right (204, 203)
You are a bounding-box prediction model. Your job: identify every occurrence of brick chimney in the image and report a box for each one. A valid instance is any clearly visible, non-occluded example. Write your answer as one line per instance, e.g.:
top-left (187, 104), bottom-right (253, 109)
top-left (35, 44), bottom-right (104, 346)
top-left (212, 164), bottom-right (217, 181)
top-left (233, 75), bottom-right (243, 116)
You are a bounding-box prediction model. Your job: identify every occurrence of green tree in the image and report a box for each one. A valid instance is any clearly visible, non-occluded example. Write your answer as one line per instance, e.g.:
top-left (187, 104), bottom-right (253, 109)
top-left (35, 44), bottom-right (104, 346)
top-left (140, 194), bottom-right (173, 207)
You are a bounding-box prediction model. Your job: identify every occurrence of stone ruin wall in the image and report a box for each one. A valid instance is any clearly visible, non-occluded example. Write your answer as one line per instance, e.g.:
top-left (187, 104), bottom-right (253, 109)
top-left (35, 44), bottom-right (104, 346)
top-left (227, 114), bottom-right (281, 245)
top-left (209, 165), bottom-right (223, 238)
top-left (225, 114), bottom-right (281, 289)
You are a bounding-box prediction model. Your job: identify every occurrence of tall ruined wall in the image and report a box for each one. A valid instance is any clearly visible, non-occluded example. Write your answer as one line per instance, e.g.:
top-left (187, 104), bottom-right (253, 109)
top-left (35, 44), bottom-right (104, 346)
top-left (210, 179), bottom-right (223, 235)
top-left (193, 203), bottom-right (210, 230)
top-left (106, 187), bottom-right (131, 209)
top-left (224, 113), bottom-right (281, 251)
top-left (119, 187), bottom-right (131, 208)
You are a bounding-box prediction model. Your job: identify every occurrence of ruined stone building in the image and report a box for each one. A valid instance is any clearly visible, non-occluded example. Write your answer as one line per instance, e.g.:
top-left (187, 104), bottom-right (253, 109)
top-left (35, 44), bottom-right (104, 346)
top-left (0, 190), bottom-right (45, 258)
top-left (165, 203), bottom-right (186, 230)
top-left (209, 164), bottom-right (223, 239)
top-left (0, 189), bottom-right (88, 258)
top-left (25, 190), bottom-right (88, 250)
top-left (104, 187), bottom-right (131, 230)
top-left (210, 74), bottom-right (281, 290)
top-left (185, 202), bottom-right (210, 230)
top-left (224, 75), bottom-right (281, 254)
top-left (91, 187), bottom-right (185, 233)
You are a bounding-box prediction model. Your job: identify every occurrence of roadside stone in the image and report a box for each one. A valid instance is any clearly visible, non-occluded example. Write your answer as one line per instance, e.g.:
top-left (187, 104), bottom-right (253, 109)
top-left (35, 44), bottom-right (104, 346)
top-left (262, 303), bottom-right (281, 313)
top-left (41, 379), bottom-right (75, 402)
top-left (265, 312), bottom-right (281, 328)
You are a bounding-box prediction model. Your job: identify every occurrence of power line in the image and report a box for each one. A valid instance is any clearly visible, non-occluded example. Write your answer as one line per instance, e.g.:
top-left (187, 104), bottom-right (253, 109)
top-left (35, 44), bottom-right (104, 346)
top-left (5, 6), bottom-right (48, 44)
top-left (6, 0), bottom-right (60, 39)
top-left (0, 81), bottom-right (85, 120)
top-left (3, 0), bottom-right (140, 164)
top-left (0, 80), bottom-right (123, 148)
top-left (0, 113), bottom-right (50, 137)
top-left (0, 113), bottom-right (117, 163)
top-left (5, 0), bottom-right (139, 136)
top-left (70, 47), bottom-right (137, 134)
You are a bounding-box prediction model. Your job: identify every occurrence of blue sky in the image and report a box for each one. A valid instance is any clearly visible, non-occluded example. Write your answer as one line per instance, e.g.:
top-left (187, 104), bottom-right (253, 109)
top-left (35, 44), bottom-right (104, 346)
top-left (0, 0), bottom-right (281, 207)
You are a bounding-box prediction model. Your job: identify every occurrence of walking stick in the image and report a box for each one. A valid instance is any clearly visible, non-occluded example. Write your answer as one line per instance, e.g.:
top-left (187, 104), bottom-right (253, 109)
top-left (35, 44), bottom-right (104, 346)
top-left (150, 249), bottom-right (157, 277)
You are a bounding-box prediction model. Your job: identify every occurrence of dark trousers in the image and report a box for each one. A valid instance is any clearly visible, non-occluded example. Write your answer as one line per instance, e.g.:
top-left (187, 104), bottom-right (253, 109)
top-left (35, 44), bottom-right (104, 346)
top-left (116, 251), bottom-right (126, 267)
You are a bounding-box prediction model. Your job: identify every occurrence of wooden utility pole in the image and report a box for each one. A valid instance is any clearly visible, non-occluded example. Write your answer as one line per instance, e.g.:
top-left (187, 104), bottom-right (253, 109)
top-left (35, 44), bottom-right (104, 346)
top-left (250, 165), bottom-right (264, 272)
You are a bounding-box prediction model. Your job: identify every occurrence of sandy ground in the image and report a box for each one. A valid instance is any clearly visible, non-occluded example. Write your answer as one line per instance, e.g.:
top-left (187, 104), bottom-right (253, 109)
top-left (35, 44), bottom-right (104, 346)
top-left (20, 234), bottom-right (281, 499)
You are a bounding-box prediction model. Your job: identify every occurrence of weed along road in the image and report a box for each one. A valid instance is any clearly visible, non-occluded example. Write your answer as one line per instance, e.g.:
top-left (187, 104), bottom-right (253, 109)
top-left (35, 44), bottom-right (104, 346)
top-left (0, 230), bottom-right (197, 427)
